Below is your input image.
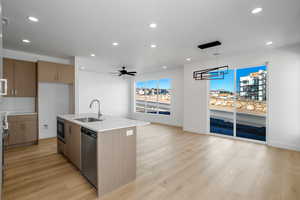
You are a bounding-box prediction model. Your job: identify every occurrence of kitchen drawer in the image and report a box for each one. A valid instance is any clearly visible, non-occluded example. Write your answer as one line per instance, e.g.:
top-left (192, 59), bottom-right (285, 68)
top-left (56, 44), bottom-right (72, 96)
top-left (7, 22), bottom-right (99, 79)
top-left (8, 114), bottom-right (38, 122)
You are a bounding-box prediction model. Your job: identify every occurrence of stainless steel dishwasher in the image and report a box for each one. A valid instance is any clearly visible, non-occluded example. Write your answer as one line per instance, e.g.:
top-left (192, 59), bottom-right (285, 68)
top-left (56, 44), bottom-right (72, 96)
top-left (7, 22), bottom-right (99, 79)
top-left (81, 127), bottom-right (97, 189)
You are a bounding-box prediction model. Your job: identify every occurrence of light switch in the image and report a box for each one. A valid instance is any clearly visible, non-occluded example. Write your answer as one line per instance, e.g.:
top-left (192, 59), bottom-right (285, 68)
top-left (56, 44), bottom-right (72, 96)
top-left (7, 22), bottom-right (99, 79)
top-left (126, 129), bottom-right (134, 136)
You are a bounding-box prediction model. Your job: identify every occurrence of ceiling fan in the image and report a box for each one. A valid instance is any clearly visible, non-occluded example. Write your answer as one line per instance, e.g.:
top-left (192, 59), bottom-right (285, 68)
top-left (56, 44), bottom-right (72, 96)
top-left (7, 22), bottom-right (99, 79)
top-left (111, 66), bottom-right (137, 76)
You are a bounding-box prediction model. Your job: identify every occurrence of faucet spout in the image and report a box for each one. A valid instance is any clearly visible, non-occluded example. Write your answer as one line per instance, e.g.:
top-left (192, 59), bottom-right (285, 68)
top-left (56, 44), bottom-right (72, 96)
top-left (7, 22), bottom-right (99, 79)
top-left (89, 99), bottom-right (102, 119)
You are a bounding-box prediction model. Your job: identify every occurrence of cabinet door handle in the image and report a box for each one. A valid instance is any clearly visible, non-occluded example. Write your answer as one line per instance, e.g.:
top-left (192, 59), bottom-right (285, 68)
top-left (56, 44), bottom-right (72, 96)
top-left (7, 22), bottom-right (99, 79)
top-left (15, 89), bottom-right (17, 96)
top-left (11, 89), bottom-right (14, 96)
top-left (0, 79), bottom-right (7, 95)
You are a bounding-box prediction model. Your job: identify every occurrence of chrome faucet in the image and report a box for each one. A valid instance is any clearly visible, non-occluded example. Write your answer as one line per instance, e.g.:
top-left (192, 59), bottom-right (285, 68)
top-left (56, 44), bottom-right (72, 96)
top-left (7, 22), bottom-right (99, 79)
top-left (89, 99), bottom-right (102, 119)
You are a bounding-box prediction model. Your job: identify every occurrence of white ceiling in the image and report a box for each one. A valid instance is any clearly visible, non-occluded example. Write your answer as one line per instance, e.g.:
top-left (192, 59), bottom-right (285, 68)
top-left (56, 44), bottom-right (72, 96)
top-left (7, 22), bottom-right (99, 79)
top-left (3, 0), bottom-right (300, 72)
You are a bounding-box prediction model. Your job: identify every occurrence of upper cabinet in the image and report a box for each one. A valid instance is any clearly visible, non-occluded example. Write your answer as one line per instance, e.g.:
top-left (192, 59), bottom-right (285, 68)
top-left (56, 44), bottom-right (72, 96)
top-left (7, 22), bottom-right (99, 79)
top-left (14, 60), bottom-right (37, 97)
top-left (37, 61), bottom-right (74, 84)
top-left (3, 58), bottom-right (37, 97)
top-left (3, 58), bottom-right (14, 96)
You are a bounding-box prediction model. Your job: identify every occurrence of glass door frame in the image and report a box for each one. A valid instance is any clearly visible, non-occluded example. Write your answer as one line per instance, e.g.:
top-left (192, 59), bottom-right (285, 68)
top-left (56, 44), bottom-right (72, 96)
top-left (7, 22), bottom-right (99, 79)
top-left (207, 63), bottom-right (269, 144)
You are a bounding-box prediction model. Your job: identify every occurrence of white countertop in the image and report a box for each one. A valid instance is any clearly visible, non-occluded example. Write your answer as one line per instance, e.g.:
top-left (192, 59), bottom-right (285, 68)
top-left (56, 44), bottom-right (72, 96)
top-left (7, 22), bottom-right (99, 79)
top-left (58, 113), bottom-right (150, 132)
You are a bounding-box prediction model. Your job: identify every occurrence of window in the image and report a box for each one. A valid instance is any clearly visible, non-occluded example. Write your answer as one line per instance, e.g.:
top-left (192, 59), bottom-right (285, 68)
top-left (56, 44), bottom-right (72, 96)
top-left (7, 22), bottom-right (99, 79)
top-left (209, 65), bottom-right (267, 142)
top-left (135, 78), bottom-right (171, 115)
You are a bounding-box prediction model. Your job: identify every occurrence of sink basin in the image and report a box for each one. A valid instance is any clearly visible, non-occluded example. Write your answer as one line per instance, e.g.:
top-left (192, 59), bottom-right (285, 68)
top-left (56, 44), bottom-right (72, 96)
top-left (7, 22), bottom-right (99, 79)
top-left (75, 117), bottom-right (103, 123)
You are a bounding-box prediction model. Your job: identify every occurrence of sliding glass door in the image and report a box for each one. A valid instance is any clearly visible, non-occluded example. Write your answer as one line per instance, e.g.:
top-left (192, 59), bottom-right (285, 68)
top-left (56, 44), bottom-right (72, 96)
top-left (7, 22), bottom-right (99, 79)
top-left (209, 65), bottom-right (267, 142)
top-left (236, 66), bottom-right (267, 141)
top-left (209, 69), bottom-right (234, 136)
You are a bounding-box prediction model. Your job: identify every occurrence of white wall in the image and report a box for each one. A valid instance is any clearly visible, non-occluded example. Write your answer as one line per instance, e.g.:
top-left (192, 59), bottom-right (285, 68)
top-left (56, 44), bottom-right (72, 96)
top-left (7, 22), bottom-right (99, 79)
top-left (184, 44), bottom-right (300, 151)
top-left (38, 83), bottom-right (70, 139)
top-left (75, 57), bottom-right (130, 117)
top-left (130, 68), bottom-right (184, 127)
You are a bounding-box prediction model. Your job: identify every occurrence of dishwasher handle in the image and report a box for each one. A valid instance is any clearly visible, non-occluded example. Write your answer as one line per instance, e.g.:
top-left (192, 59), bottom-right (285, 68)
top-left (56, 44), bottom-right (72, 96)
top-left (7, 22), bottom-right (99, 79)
top-left (81, 127), bottom-right (97, 139)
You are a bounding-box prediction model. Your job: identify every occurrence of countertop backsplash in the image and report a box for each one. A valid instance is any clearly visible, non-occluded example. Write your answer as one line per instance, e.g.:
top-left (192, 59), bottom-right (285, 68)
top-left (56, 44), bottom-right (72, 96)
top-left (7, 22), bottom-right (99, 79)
top-left (0, 97), bottom-right (35, 113)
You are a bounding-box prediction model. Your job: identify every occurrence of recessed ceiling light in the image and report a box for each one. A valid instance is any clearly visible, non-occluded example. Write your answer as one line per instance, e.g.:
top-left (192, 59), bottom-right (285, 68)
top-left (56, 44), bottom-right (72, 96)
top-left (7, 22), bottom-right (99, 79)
top-left (22, 39), bottom-right (31, 43)
top-left (149, 23), bottom-right (157, 28)
top-left (150, 44), bottom-right (157, 48)
top-left (112, 42), bottom-right (119, 46)
top-left (162, 66), bottom-right (167, 69)
top-left (80, 66), bottom-right (85, 70)
top-left (28, 16), bottom-right (39, 22)
top-left (266, 41), bottom-right (273, 46)
top-left (90, 53), bottom-right (96, 57)
top-left (251, 7), bottom-right (263, 14)
top-left (186, 58), bottom-right (191, 61)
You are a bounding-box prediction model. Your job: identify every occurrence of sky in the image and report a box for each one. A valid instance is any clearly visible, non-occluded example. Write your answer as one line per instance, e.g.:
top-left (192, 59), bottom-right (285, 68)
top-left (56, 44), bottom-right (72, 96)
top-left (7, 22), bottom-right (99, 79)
top-left (210, 69), bottom-right (234, 92)
top-left (136, 78), bottom-right (171, 89)
top-left (210, 65), bottom-right (267, 92)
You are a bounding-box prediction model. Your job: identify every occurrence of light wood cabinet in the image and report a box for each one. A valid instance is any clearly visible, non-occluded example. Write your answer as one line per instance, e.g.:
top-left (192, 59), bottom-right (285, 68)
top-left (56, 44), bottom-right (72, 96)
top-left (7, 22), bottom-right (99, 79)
top-left (64, 121), bottom-right (81, 170)
top-left (58, 65), bottom-right (74, 84)
top-left (38, 61), bottom-right (74, 84)
top-left (3, 58), bottom-right (37, 97)
top-left (58, 119), bottom-right (137, 197)
top-left (3, 58), bottom-right (14, 96)
top-left (7, 115), bottom-right (38, 147)
top-left (57, 139), bottom-right (65, 155)
top-left (37, 61), bottom-right (59, 82)
top-left (98, 127), bottom-right (137, 196)
top-left (14, 60), bottom-right (37, 97)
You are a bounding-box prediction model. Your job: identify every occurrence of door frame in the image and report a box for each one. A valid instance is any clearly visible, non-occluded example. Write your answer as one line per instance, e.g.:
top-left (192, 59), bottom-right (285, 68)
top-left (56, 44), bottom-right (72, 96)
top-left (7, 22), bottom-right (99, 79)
top-left (206, 62), bottom-right (269, 144)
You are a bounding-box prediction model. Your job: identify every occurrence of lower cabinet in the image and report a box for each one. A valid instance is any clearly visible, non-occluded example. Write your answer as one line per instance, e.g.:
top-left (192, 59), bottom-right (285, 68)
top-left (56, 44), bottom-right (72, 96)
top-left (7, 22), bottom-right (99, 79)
top-left (7, 114), bottom-right (38, 147)
top-left (98, 127), bottom-right (137, 196)
top-left (64, 121), bottom-right (81, 170)
top-left (57, 120), bottom-right (137, 196)
top-left (57, 139), bottom-right (65, 155)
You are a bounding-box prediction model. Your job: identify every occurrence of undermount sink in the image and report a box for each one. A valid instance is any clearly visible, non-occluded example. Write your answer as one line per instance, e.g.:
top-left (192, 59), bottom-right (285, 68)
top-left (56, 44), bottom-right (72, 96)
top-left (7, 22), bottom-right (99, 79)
top-left (75, 117), bottom-right (103, 123)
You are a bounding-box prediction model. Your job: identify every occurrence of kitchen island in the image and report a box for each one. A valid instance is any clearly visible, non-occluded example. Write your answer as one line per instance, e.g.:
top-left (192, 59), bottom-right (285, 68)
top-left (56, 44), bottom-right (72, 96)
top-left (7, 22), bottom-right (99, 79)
top-left (57, 113), bottom-right (149, 197)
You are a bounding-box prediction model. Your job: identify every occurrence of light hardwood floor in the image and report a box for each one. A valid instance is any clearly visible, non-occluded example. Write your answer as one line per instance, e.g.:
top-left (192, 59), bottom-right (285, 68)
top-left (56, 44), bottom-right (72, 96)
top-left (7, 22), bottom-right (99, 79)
top-left (4, 124), bottom-right (300, 200)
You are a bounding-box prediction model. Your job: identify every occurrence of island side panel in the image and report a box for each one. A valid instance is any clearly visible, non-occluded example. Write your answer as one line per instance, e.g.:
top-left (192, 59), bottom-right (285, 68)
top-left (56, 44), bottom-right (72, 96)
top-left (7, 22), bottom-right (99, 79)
top-left (97, 127), bottom-right (137, 197)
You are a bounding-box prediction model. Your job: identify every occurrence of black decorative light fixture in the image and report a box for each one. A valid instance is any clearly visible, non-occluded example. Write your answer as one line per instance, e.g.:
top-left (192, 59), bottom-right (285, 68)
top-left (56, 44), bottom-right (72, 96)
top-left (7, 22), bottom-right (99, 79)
top-left (193, 66), bottom-right (229, 80)
top-left (193, 40), bottom-right (229, 80)
top-left (198, 41), bottom-right (222, 49)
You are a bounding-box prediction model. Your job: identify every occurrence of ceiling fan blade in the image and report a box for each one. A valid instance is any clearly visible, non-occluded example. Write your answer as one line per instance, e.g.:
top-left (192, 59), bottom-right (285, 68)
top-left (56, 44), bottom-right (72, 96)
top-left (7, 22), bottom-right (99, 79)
top-left (126, 73), bottom-right (136, 76)
top-left (127, 71), bottom-right (137, 74)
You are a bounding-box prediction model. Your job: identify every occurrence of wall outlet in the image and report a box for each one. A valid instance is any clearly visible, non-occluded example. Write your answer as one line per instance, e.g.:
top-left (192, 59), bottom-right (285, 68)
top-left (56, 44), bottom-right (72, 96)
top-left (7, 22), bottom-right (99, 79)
top-left (126, 130), bottom-right (134, 136)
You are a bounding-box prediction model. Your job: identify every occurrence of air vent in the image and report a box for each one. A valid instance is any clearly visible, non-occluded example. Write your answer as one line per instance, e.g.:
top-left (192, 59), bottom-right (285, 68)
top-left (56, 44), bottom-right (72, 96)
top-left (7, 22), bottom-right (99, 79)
top-left (198, 41), bottom-right (221, 49)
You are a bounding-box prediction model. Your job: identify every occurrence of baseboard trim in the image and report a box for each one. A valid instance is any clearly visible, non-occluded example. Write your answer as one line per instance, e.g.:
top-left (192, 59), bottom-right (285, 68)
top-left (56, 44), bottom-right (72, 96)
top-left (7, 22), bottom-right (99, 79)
top-left (39, 136), bottom-right (57, 141)
top-left (268, 141), bottom-right (300, 152)
top-left (5, 141), bottom-right (38, 149)
top-left (183, 129), bottom-right (300, 152)
top-left (183, 128), bottom-right (207, 135)
top-left (151, 122), bottom-right (183, 129)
